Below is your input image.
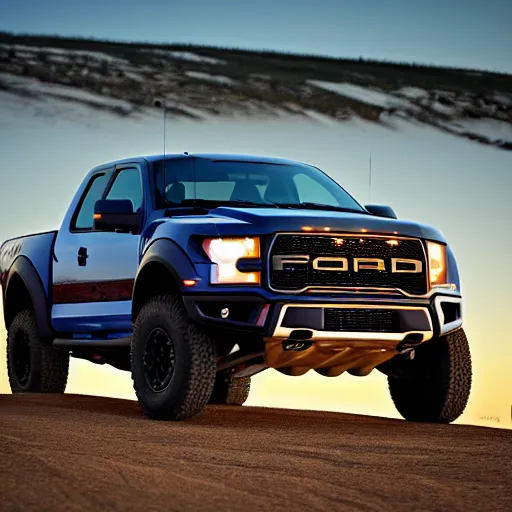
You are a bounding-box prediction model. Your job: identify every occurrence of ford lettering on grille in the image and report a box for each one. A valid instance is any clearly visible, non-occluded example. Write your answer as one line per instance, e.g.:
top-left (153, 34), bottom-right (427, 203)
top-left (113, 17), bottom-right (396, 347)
top-left (269, 234), bottom-right (428, 295)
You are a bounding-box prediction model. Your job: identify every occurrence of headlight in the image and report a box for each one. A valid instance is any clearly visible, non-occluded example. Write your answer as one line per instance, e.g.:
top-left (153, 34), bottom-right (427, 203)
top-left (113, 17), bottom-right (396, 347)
top-left (202, 237), bottom-right (260, 284)
top-left (427, 241), bottom-right (447, 286)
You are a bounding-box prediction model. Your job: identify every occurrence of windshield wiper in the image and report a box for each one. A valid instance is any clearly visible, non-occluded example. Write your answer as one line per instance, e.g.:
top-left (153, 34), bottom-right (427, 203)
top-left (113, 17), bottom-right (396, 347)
top-left (165, 198), bottom-right (279, 209)
top-left (164, 199), bottom-right (363, 213)
top-left (274, 202), bottom-right (367, 214)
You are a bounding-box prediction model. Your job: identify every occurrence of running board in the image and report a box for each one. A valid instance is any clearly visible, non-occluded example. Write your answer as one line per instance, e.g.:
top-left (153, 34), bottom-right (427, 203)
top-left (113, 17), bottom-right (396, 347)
top-left (53, 337), bottom-right (131, 348)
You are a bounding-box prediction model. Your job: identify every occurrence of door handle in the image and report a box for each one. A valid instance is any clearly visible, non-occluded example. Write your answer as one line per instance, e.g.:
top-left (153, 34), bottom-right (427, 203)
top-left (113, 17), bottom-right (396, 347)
top-left (78, 247), bottom-right (88, 267)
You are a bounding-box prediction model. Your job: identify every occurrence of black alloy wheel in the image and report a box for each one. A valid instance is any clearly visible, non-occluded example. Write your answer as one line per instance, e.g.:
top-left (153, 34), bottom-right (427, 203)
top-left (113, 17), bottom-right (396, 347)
top-left (143, 327), bottom-right (176, 392)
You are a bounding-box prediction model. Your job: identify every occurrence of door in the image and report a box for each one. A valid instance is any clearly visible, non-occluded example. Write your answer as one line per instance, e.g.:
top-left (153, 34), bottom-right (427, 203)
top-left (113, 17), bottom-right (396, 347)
top-left (52, 166), bottom-right (144, 334)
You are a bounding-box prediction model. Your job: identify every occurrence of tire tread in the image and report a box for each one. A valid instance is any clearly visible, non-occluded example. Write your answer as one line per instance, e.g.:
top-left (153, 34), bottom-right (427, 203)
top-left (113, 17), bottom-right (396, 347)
top-left (209, 371), bottom-right (251, 406)
top-left (7, 309), bottom-right (69, 393)
top-left (388, 328), bottom-right (472, 423)
top-left (131, 294), bottom-right (216, 420)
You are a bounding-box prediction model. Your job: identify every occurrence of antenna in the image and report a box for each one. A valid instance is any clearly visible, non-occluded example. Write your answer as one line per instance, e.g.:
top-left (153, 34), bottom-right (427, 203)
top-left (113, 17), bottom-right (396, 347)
top-left (154, 98), bottom-right (168, 200)
top-left (153, 98), bottom-right (166, 159)
top-left (368, 152), bottom-right (372, 203)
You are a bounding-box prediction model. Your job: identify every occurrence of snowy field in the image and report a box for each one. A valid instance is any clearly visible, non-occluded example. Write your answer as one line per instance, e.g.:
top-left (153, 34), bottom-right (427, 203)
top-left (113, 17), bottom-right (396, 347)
top-left (0, 87), bottom-right (511, 428)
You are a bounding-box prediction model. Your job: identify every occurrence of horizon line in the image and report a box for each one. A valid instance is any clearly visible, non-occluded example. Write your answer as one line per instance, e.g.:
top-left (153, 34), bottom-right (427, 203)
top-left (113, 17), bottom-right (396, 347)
top-left (1, 30), bottom-right (511, 77)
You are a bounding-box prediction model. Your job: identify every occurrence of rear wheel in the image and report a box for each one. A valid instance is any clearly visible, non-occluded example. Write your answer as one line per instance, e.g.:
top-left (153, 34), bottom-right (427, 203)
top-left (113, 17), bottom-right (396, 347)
top-left (209, 369), bottom-right (251, 406)
top-left (388, 328), bottom-right (472, 423)
top-left (131, 294), bottom-right (217, 421)
top-left (7, 309), bottom-right (69, 393)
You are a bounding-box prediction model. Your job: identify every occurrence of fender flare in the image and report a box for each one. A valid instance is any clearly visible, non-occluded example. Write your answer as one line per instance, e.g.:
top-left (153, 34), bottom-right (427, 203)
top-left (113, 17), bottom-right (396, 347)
top-left (132, 238), bottom-right (199, 320)
top-left (4, 256), bottom-right (53, 338)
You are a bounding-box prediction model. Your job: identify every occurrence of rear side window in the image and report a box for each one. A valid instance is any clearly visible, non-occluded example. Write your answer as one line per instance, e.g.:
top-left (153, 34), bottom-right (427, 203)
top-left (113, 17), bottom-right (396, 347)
top-left (73, 173), bottom-right (109, 230)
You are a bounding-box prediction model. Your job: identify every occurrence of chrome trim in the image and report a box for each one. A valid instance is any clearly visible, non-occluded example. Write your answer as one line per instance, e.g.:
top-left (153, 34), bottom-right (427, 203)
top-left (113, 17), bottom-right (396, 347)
top-left (269, 303), bottom-right (434, 343)
top-left (280, 296), bottom-right (432, 305)
top-left (313, 256), bottom-right (348, 271)
top-left (305, 284), bottom-right (458, 298)
top-left (391, 258), bottom-right (422, 273)
top-left (434, 296), bottom-right (463, 335)
top-left (353, 257), bottom-right (386, 272)
top-left (267, 232), bottom-right (431, 296)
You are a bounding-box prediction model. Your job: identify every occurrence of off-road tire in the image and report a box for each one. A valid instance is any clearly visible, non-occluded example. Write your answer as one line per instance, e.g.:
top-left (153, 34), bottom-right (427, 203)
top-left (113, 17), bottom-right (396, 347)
top-left (388, 328), bottom-right (472, 423)
top-left (7, 309), bottom-right (69, 393)
top-left (209, 370), bottom-right (251, 405)
top-left (131, 294), bottom-right (217, 421)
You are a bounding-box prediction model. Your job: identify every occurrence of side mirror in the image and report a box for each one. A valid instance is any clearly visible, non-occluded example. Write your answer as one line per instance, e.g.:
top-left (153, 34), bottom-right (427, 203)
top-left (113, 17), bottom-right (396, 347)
top-left (365, 204), bottom-right (397, 219)
top-left (93, 199), bottom-right (140, 233)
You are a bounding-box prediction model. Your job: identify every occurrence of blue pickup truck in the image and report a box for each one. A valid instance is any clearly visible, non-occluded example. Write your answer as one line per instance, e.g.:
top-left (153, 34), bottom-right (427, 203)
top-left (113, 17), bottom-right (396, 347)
top-left (0, 153), bottom-right (471, 422)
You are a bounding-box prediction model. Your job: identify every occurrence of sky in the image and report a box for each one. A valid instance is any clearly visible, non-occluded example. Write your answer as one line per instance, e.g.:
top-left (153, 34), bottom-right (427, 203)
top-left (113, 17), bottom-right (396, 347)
top-left (1, 0), bottom-right (512, 73)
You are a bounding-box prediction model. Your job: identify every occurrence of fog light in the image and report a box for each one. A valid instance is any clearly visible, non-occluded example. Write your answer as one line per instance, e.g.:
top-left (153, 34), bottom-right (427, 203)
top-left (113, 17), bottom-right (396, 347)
top-left (221, 308), bottom-right (230, 319)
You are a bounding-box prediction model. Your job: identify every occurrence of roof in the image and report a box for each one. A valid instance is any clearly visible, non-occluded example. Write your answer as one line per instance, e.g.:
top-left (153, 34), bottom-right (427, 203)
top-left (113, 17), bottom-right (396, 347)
top-left (96, 152), bottom-right (314, 169)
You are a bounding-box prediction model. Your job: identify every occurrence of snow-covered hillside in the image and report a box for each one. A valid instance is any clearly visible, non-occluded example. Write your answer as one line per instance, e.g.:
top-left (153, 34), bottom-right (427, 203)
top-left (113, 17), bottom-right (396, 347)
top-left (1, 33), bottom-right (511, 151)
top-left (0, 35), bottom-right (511, 429)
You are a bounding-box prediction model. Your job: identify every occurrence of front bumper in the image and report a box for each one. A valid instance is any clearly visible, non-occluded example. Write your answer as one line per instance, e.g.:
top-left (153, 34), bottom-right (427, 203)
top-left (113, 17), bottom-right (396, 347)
top-left (183, 290), bottom-right (463, 341)
top-left (184, 290), bottom-right (462, 376)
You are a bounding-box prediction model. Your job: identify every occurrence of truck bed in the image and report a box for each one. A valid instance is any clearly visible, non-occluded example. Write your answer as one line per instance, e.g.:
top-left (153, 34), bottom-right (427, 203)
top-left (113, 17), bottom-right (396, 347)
top-left (0, 230), bottom-right (57, 299)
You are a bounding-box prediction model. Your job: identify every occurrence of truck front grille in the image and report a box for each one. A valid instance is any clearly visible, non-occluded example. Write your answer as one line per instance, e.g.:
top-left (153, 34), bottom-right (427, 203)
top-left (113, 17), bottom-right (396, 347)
top-left (324, 308), bottom-right (396, 332)
top-left (269, 234), bottom-right (428, 295)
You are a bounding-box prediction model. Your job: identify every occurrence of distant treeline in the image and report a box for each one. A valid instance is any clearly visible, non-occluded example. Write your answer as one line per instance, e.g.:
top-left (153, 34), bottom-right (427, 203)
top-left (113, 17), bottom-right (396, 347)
top-left (1, 31), bottom-right (511, 95)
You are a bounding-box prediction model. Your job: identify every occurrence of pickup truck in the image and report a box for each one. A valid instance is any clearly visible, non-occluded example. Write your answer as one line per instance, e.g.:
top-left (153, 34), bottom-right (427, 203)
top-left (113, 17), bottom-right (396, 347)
top-left (0, 153), bottom-right (472, 422)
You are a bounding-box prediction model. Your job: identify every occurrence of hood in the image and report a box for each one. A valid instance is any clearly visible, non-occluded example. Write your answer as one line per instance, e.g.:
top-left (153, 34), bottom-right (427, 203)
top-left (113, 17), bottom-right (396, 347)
top-left (210, 207), bottom-right (446, 243)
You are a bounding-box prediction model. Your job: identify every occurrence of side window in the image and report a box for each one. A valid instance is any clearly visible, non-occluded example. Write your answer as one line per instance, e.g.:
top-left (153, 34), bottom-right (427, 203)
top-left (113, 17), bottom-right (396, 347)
top-left (293, 173), bottom-right (339, 206)
top-left (105, 168), bottom-right (143, 212)
top-left (73, 173), bottom-right (109, 230)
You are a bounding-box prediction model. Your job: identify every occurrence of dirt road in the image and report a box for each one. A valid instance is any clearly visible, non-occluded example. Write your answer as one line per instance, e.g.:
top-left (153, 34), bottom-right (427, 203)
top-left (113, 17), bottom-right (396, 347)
top-left (0, 394), bottom-right (510, 511)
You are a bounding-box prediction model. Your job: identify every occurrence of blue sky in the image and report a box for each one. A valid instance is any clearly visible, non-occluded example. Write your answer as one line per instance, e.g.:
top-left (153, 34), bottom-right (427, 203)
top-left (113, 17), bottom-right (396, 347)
top-left (1, 0), bottom-right (511, 73)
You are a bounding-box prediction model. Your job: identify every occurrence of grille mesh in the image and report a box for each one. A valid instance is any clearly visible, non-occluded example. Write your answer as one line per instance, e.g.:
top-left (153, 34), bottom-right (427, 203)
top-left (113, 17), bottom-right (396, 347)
top-left (324, 308), bottom-right (396, 332)
top-left (269, 234), bottom-right (427, 295)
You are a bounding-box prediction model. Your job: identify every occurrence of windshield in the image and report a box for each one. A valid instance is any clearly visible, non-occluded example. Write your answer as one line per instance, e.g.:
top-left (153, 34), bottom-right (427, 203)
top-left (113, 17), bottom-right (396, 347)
top-left (153, 157), bottom-right (365, 212)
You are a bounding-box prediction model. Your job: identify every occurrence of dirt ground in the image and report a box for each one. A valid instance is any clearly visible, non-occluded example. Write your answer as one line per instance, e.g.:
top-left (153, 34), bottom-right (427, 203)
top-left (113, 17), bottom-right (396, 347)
top-left (0, 394), bottom-right (510, 512)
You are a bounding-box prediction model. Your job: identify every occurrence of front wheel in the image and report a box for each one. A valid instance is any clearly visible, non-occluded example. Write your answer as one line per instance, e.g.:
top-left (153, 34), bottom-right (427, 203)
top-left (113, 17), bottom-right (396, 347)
top-left (131, 294), bottom-right (217, 421)
top-left (7, 309), bottom-right (69, 393)
top-left (388, 328), bottom-right (472, 423)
